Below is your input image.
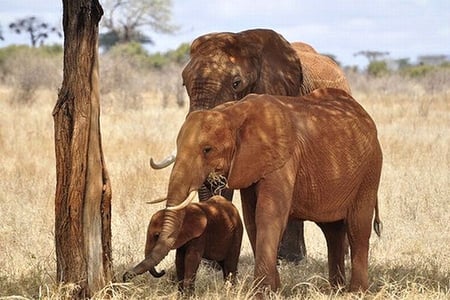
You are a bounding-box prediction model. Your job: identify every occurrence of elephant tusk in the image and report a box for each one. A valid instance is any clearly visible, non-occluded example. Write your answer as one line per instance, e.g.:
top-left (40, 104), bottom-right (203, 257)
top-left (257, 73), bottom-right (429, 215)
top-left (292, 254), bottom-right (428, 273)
top-left (166, 191), bottom-right (197, 211)
top-left (146, 197), bottom-right (167, 204)
top-left (149, 151), bottom-right (177, 169)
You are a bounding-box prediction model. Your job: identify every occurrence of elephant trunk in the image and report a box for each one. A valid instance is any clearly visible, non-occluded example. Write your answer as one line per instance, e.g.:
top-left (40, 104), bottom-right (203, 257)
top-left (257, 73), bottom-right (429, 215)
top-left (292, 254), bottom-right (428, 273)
top-left (149, 267), bottom-right (166, 278)
top-left (123, 154), bottom-right (204, 282)
top-left (124, 209), bottom-right (185, 280)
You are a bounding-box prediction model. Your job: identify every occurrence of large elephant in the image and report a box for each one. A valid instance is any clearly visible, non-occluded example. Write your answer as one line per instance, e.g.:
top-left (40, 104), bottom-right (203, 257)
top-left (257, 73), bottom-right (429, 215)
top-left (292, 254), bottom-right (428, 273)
top-left (138, 88), bottom-right (382, 293)
top-left (124, 195), bottom-right (243, 294)
top-left (151, 28), bottom-right (352, 262)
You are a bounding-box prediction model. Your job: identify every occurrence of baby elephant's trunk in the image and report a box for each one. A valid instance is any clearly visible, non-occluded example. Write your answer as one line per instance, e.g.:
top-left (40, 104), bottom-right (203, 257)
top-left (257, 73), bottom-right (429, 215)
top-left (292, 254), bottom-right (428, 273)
top-left (149, 267), bottom-right (166, 278)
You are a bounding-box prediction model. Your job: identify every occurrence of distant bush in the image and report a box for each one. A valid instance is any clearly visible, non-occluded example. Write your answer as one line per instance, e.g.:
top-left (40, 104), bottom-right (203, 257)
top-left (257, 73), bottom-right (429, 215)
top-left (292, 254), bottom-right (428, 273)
top-left (401, 64), bottom-right (435, 78)
top-left (106, 42), bottom-right (190, 69)
top-left (0, 45), bottom-right (62, 103)
top-left (367, 60), bottom-right (389, 77)
top-left (107, 42), bottom-right (151, 68)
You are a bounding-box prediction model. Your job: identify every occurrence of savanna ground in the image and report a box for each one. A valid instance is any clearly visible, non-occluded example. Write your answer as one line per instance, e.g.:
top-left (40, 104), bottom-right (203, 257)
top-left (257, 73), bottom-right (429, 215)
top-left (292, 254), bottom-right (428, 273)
top-left (0, 51), bottom-right (449, 299)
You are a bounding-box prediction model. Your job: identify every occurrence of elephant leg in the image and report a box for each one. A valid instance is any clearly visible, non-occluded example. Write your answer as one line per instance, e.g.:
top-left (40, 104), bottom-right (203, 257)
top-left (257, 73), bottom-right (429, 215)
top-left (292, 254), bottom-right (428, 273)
top-left (347, 218), bottom-right (371, 292)
top-left (181, 246), bottom-right (202, 294)
top-left (317, 220), bottom-right (347, 288)
top-left (347, 188), bottom-right (378, 291)
top-left (278, 218), bottom-right (306, 263)
top-left (253, 179), bottom-right (293, 292)
top-left (175, 248), bottom-right (186, 292)
top-left (240, 185), bottom-right (257, 255)
top-left (222, 231), bottom-right (242, 284)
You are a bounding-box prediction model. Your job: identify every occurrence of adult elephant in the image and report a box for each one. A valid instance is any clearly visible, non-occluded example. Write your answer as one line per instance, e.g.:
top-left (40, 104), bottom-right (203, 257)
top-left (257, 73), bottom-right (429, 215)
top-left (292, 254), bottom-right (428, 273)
top-left (150, 28), bottom-right (351, 262)
top-left (139, 89), bottom-right (382, 294)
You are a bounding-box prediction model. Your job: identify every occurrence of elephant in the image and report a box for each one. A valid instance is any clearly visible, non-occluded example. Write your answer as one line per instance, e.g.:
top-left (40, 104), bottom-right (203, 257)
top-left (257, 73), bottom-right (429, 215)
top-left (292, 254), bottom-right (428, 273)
top-left (150, 28), bottom-right (352, 263)
top-left (141, 88), bottom-right (382, 294)
top-left (123, 195), bottom-right (243, 294)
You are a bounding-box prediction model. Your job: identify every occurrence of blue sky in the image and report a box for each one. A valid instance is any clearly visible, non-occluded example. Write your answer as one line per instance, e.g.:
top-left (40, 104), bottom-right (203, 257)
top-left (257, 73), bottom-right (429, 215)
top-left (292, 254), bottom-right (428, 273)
top-left (0, 0), bottom-right (449, 67)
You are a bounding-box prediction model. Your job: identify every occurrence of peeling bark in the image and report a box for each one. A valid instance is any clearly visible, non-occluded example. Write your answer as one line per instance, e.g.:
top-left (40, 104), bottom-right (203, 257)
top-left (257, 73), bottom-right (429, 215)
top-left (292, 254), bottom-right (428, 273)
top-left (53, 0), bottom-right (111, 298)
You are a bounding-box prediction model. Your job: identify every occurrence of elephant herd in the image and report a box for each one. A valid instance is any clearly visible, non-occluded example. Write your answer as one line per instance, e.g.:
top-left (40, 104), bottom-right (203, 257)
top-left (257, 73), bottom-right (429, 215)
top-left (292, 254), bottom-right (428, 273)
top-left (123, 29), bottom-right (382, 296)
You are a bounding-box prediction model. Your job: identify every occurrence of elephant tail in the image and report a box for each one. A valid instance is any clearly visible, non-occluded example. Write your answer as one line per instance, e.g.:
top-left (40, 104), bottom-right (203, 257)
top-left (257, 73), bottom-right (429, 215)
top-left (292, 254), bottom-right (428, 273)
top-left (373, 199), bottom-right (382, 237)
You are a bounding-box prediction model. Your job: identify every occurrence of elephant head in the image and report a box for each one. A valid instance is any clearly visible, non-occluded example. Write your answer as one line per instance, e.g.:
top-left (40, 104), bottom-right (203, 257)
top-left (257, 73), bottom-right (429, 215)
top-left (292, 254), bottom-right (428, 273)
top-left (151, 29), bottom-right (351, 169)
top-left (163, 93), bottom-right (295, 192)
top-left (182, 28), bottom-right (302, 113)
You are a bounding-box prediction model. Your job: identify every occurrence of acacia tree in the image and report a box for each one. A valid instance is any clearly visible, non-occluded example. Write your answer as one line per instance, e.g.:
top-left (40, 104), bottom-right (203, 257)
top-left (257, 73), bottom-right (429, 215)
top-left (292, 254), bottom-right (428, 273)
top-left (354, 50), bottom-right (390, 63)
top-left (53, 0), bottom-right (112, 297)
top-left (100, 0), bottom-right (177, 49)
top-left (9, 16), bottom-right (61, 47)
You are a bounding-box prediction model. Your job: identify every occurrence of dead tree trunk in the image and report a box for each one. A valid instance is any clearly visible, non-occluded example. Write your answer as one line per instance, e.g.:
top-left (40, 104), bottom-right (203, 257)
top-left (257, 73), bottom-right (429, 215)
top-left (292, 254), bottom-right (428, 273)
top-left (53, 0), bottom-right (112, 297)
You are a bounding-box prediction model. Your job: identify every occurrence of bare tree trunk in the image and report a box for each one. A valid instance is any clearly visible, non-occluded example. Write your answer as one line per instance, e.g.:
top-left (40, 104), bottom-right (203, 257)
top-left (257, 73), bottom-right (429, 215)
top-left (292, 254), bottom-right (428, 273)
top-left (53, 0), bottom-right (112, 297)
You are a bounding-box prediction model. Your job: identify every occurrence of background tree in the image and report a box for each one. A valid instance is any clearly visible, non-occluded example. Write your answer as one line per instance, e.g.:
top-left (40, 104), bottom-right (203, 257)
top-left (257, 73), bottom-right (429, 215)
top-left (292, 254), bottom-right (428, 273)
top-left (9, 16), bottom-right (61, 47)
top-left (354, 50), bottom-right (390, 63)
top-left (100, 0), bottom-right (178, 50)
top-left (53, 0), bottom-right (112, 297)
top-left (0, 24), bottom-right (4, 41)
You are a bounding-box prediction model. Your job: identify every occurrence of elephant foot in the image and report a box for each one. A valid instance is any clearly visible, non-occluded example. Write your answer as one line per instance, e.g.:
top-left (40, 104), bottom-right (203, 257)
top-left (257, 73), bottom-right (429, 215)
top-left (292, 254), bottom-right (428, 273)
top-left (122, 270), bottom-right (137, 282)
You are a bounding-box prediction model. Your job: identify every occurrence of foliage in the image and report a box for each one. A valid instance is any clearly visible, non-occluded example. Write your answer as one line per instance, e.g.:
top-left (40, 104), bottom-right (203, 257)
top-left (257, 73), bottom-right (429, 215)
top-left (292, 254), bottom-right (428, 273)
top-left (0, 45), bottom-right (62, 103)
top-left (147, 43), bottom-right (190, 68)
top-left (354, 50), bottom-right (390, 62)
top-left (100, 28), bottom-right (154, 52)
top-left (9, 16), bottom-right (62, 47)
top-left (367, 60), bottom-right (389, 77)
top-left (101, 0), bottom-right (178, 50)
top-left (401, 64), bottom-right (435, 78)
top-left (395, 58), bottom-right (411, 70)
top-left (108, 42), bottom-right (150, 65)
top-left (106, 42), bottom-right (190, 69)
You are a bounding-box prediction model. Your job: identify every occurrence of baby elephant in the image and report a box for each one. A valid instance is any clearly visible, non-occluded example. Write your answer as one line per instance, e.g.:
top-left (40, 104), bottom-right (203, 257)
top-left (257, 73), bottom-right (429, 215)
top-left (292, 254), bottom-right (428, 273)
top-left (123, 195), bottom-right (243, 294)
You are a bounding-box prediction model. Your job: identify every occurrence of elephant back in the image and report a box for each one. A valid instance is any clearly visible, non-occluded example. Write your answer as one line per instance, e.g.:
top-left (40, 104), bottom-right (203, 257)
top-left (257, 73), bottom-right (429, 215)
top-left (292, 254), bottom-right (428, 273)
top-left (294, 47), bottom-right (351, 95)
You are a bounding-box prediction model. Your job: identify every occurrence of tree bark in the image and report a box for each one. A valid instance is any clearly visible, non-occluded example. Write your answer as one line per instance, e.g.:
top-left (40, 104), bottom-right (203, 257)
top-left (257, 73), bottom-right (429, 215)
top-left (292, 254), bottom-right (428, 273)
top-left (53, 0), bottom-right (112, 297)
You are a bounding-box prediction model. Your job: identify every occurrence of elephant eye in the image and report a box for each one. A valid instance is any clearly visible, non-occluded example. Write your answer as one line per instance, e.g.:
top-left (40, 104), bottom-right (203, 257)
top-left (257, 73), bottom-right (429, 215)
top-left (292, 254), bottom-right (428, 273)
top-left (203, 146), bottom-right (213, 155)
top-left (232, 76), bottom-right (242, 90)
top-left (154, 233), bottom-right (160, 239)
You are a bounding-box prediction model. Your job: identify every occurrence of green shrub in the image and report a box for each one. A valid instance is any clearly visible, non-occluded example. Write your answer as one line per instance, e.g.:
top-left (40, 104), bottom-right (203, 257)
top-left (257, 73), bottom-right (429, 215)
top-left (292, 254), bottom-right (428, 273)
top-left (401, 65), bottom-right (435, 78)
top-left (0, 45), bottom-right (62, 103)
top-left (367, 60), bottom-right (389, 77)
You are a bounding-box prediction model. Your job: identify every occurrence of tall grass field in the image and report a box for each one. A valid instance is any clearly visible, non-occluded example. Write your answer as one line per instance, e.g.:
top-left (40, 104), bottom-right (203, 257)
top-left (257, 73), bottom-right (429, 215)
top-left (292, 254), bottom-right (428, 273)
top-left (0, 68), bottom-right (449, 299)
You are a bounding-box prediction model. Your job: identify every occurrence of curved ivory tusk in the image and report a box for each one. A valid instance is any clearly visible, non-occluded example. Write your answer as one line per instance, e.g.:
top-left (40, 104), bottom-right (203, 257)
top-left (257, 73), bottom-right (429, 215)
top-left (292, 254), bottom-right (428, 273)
top-left (150, 151), bottom-right (177, 169)
top-left (146, 197), bottom-right (167, 204)
top-left (166, 191), bottom-right (197, 211)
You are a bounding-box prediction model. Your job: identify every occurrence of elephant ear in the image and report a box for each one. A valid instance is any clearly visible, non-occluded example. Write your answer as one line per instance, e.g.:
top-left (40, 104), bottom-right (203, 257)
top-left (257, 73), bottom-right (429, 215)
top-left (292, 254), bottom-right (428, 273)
top-left (226, 95), bottom-right (295, 189)
top-left (173, 204), bottom-right (207, 249)
top-left (239, 29), bottom-right (302, 96)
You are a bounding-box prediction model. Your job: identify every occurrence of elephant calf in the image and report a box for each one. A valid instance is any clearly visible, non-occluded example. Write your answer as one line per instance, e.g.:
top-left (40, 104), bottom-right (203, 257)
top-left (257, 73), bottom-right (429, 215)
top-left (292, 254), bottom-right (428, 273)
top-left (123, 195), bottom-right (243, 294)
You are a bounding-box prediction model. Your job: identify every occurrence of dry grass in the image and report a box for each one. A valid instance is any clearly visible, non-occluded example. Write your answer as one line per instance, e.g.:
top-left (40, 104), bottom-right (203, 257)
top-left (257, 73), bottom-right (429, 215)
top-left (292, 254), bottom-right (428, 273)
top-left (0, 72), bottom-right (449, 299)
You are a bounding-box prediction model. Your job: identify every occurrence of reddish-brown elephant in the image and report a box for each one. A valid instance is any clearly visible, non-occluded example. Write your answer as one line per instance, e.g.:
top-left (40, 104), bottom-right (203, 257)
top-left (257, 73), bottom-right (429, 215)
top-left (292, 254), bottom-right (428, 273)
top-left (150, 28), bottom-right (352, 263)
top-left (123, 195), bottom-right (243, 294)
top-left (144, 88), bottom-right (382, 294)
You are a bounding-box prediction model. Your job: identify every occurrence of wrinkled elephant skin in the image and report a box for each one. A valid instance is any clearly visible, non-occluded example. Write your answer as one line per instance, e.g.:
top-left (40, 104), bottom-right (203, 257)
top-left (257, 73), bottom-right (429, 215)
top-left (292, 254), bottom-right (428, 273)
top-left (154, 88), bottom-right (382, 293)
